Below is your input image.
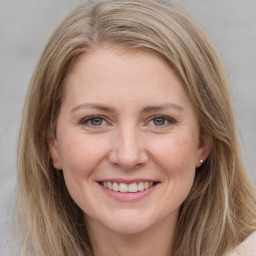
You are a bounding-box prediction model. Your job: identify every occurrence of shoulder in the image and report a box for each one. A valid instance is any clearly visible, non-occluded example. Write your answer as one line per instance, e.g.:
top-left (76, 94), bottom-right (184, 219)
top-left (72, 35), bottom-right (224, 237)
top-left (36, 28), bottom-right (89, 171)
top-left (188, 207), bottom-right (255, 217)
top-left (226, 231), bottom-right (256, 256)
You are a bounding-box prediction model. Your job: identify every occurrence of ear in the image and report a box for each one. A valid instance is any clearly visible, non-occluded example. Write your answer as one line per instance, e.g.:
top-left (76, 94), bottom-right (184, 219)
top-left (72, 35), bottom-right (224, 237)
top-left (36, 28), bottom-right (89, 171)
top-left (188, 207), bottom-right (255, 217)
top-left (196, 132), bottom-right (212, 168)
top-left (48, 135), bottom-right (62, 170)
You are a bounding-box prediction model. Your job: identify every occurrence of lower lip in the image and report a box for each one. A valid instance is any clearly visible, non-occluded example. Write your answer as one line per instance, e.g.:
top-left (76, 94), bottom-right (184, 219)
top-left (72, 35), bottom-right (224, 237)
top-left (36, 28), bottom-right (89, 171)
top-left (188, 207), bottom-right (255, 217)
top-left (98, 183), bottom-right (159, 201)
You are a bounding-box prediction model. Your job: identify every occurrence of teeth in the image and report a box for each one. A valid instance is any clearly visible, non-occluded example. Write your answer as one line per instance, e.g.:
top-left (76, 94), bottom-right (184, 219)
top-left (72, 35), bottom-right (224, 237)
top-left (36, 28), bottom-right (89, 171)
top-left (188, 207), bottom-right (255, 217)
top-left (112, 182), bottom-right (119, 191)
top-left (128, 183), bottom-right (137, 192)
top-left (119, 183), bottom-right (128, 192)
top-left (138, 182), bottom-right (144, 191)
top-left (107, 181), bottom-right (112, 190)
top-left (101, 181), bottom-right (155, 193)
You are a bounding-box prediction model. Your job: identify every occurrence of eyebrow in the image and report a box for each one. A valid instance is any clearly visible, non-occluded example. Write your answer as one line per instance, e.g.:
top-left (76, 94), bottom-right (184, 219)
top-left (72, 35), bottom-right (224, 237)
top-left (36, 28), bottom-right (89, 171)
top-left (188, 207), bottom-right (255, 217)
top-left (70, 103), bottom-right (184, 114)
top-left (70, 103), bottom-right (116, 114)
top-left (141, 103), bottom-right (184, 113)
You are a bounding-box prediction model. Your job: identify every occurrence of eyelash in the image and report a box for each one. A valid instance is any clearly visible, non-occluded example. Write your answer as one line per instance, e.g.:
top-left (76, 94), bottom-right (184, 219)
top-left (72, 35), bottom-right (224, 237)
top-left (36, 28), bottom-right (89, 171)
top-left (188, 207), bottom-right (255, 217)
top-left (79, 115), bottom-right (176, 128)
top-left (80, 115), bottom-right (109, 127)
top-left (146, 115), bottom-right (176, 128)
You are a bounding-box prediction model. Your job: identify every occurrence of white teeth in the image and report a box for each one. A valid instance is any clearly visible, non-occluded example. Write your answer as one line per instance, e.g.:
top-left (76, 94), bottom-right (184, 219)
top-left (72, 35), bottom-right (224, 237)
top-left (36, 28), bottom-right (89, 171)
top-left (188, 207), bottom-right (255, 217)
top-left (101, 181), bottom-right (155, 192)
top-left (119, 183), bottom-right (128, 192)
top-left (138, 182), bottom-right (145, 191)
top-left (112, 182), bottom-right (119, 191)
top-left (107, 181), bottom-right (113, 190)
top-left (128, 183), bottom-right (137, 192)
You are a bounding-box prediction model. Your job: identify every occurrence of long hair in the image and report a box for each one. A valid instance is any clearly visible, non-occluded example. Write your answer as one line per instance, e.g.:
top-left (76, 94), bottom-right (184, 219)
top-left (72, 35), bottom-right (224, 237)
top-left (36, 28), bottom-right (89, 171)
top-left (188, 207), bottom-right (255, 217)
top-left (15, 1), bottom-right (256, 255)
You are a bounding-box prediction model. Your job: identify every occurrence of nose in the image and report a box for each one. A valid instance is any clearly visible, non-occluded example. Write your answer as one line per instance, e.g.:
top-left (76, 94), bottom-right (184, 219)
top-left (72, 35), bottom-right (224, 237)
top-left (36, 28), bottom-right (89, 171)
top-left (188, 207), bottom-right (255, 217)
top-left (108, 126), bottom-right (148, 170)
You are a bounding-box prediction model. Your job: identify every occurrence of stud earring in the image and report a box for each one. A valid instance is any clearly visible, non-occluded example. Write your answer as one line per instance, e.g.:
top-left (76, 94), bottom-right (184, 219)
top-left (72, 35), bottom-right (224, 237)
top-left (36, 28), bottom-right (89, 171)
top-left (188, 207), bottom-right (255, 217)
top-left (200, 160), bottom-right (204, 164)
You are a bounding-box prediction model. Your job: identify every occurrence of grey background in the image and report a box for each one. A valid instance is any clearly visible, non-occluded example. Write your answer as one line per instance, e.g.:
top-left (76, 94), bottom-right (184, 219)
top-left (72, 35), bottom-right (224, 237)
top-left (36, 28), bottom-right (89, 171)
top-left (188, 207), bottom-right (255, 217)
top-left (0, 0), bottom-right (255, 254)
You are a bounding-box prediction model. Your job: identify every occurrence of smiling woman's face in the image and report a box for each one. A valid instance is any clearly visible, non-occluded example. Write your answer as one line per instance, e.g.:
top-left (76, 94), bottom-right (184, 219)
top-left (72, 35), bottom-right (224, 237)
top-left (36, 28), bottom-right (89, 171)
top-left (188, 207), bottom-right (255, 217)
top-left (49, 47), bottom-right (209, 236)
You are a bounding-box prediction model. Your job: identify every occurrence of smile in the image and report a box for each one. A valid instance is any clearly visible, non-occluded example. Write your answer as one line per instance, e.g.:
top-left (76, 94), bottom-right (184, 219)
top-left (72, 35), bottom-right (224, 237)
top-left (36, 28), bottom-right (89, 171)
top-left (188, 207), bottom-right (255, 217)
top-left (100, 181), bottom-right (155, 193)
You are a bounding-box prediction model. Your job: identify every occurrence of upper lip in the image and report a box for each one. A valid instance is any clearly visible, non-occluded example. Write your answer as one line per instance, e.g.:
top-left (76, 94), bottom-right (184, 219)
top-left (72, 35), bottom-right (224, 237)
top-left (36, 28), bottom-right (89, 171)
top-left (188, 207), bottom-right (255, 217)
top-left (97, 178), bottom-right (159, 184)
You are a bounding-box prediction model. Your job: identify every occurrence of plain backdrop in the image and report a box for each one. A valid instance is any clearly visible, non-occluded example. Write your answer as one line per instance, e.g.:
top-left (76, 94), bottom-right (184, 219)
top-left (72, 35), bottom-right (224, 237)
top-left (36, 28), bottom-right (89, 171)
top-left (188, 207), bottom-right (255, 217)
top-left (0, 0), bottom-right (255, 254)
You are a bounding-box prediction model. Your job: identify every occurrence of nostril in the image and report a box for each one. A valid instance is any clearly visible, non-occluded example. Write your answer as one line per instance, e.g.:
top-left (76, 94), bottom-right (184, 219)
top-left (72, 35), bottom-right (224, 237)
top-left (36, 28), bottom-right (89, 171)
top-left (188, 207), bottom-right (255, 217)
top-left (108, 131), bottom-right (149, 169)
top-left (108, 145), bottom-right (149, 169)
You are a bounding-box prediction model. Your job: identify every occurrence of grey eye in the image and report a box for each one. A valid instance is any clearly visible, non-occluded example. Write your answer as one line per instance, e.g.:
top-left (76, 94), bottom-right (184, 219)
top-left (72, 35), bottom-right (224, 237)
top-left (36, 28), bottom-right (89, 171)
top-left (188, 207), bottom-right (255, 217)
top-left (90, 117), bottom-right (103, 126)
top-left (153, 117), bottom-right (166, 126)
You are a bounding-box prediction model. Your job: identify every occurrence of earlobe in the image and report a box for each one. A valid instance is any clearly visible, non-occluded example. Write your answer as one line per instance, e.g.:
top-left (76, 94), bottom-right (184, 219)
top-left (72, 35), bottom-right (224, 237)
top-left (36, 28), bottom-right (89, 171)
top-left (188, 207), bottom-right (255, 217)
top-left (196, 133), bottom-right (212, 168)
top-left (48, 136), bottom-right (62, 170)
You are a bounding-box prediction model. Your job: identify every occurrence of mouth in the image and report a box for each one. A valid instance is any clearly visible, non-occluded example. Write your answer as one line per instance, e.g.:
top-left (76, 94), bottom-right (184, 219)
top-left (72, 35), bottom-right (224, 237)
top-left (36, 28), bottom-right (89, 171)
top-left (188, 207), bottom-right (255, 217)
top-left (99, 181), bottom-right (157, 193)
top-left (97, 180), bottom-right (159, 198)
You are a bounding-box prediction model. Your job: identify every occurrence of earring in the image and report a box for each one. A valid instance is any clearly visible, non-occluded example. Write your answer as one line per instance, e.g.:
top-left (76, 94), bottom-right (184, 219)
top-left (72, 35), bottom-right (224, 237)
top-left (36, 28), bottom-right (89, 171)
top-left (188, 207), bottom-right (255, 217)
top-left (200, 160), bottom-right (204, 164)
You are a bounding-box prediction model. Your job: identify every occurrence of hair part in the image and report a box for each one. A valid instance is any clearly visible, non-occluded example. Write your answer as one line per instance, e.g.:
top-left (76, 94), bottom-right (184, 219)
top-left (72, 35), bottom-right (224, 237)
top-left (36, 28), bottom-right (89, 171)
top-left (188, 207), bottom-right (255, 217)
top-left (15, 1), bottom-right (256, 255)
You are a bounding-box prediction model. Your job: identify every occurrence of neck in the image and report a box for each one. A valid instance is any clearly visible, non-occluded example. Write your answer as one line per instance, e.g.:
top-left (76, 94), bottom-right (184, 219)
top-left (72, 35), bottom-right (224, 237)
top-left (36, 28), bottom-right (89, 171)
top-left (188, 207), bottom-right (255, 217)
top-left (86, 214), bottom-right (177, 256)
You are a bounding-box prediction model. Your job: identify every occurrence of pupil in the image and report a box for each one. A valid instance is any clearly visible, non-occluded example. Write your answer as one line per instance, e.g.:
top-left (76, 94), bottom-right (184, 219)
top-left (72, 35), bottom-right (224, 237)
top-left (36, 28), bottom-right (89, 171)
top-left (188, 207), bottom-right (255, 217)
top-left (154, 117), bottom-right (165, 126)
top-left (91, 118), bottom-right (103, 126)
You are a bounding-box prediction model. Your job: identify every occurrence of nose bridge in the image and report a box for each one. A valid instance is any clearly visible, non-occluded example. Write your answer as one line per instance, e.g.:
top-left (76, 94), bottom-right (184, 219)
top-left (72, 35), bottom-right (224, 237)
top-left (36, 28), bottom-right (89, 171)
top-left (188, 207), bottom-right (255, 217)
top-left (109, 123), bottom-right (147, 169)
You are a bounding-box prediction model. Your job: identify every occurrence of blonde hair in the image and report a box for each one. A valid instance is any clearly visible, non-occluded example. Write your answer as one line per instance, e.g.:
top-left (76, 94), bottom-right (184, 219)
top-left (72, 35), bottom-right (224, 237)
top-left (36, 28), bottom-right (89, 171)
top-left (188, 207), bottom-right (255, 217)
top-left (16, 0), bottom-right (256, 255)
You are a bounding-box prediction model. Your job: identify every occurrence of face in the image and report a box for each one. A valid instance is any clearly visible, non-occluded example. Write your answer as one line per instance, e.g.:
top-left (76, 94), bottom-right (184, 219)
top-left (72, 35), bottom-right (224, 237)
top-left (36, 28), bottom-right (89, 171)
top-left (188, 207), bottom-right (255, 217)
top-left (50, 47), bottom-right (210, 236)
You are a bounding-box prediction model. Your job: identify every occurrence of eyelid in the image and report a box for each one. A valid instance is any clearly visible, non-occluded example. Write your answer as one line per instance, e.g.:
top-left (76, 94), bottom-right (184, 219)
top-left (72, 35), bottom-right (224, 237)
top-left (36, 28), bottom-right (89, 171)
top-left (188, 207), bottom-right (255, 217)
top-left (79, 114), bottom-right (176, 128)
top-left (146, 115), bottom-right (176, 127)
top-left (80, 115), bottom-right (110, 127)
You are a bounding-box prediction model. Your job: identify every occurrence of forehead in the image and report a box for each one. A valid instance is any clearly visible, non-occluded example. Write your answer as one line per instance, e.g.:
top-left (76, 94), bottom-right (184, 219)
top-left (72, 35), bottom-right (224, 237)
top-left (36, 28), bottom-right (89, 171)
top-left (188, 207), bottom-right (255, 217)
top-left (66, 47), bottom-right (180, 87)
top-left (62, 46), bottom-right (193, 111)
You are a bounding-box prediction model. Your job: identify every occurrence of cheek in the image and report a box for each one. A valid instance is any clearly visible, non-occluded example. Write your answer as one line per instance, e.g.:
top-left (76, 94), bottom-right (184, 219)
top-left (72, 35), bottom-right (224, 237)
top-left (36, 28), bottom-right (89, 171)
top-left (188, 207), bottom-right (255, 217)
top-left (57, 134), bottom-right (109, 209)
top-left (152, 135), bottom-right (198, 175)
top-left (164, 137), bottom-right (197, 199)
top-left (153, 135), bottom-right (197, 200)
top-left (58, 134), bottom-right (109, 178)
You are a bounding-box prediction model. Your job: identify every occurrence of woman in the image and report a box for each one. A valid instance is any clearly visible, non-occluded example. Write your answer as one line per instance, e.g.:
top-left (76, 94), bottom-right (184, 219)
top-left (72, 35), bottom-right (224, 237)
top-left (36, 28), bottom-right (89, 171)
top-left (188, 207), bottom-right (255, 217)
top-left (15, 0), bottom-right (256, 255)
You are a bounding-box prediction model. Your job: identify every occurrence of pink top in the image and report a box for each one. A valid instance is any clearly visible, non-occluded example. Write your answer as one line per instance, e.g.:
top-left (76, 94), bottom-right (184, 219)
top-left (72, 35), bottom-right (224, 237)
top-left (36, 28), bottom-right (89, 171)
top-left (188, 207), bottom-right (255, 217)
top-left (226, 231), bottom-right (256, 256)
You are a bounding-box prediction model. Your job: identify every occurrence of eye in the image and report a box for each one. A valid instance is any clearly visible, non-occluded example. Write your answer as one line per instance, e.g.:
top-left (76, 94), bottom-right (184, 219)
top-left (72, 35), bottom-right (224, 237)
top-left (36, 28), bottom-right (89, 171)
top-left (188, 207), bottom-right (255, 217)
top-left (80, 115), bottom-right (108, 127)
top-left (147, 115), bottom-right (175, 127)
top-left (89, 117), bottom-right (104, 126)
top-left (152, 116), bottom-right (167, 126)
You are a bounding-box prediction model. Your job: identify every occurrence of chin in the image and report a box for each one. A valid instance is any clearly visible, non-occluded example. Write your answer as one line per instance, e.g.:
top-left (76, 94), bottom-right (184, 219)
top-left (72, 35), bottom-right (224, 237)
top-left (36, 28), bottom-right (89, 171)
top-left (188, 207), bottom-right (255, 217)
top-left (107, 220), bottom-right (153, 235)
top-left (100, 209), bottom-right (162, 235)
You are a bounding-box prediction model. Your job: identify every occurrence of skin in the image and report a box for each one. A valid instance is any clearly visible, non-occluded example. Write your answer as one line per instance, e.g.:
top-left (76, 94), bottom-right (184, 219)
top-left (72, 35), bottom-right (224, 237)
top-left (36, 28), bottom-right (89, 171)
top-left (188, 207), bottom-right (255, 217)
top-left (49, 46), bottom-right (211, 256)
